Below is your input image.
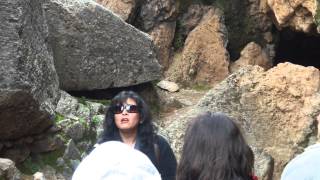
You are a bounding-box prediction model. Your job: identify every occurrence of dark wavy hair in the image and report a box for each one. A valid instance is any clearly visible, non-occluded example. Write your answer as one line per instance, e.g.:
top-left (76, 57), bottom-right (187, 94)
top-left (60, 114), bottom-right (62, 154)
top-left (177, 112), bottom-right (254, 180)
top-left (99, 91), bottom-right (157, 149)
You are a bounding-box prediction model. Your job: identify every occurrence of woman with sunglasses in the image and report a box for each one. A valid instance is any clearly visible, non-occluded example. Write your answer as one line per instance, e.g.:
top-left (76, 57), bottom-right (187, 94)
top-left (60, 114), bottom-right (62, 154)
top-left (177, 112), bottom-right (258, 180)
top-left (99, 90), bottom-right (177, 180)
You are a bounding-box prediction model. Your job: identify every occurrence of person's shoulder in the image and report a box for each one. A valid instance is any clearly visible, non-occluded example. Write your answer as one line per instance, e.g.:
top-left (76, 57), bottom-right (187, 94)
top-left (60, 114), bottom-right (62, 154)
top-left (72, 141), bottom-right (162, 180)
top-left (291, 143), bottom-right (320, 164)
top-left (281, 143), bottom-right (320, 180)
top-left (155, 134), bottom-right (170, 144)
top-left (155, 134), bottom-right (174, 152)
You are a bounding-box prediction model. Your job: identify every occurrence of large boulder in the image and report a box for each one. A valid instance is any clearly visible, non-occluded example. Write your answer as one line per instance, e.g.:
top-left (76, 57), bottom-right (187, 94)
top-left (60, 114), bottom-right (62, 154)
top-left (0, 0), bottom-right (60, 140)
top-left (165, 63), bottom-right (320, 179)
top-left (43, 0), bottom-right (161, 90)
top-left (0, 158), bottom-right (21, 180)
top-left (197, 63), bottom-right (320, 179)
top-left (90, 0), bottom-right (178, 72)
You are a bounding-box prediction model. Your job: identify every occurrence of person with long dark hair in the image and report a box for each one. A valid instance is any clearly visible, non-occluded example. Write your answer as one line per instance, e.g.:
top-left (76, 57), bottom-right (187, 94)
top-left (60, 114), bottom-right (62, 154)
top-left (99, 90), bottom-right (177, 180)
top-left (177, 112), bottom-right (257, 180)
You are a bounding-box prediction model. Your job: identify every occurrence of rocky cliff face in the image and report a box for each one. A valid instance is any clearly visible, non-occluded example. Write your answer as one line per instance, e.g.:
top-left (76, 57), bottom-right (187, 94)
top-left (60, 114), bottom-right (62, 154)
top-left (166, 8), bottom-right (229, 87)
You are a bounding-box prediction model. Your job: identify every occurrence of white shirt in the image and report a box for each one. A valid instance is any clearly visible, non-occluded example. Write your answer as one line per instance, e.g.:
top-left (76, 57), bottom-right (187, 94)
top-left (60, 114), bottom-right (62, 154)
top-left (281, 143), bottom-right (320, 180)
top-left (72, 141), bottom-right (161, 180)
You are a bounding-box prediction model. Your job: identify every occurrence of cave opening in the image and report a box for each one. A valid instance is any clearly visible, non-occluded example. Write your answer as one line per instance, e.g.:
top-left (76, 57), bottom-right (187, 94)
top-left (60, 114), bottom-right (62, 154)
top-left (274, 27), bottom-right (320, 68)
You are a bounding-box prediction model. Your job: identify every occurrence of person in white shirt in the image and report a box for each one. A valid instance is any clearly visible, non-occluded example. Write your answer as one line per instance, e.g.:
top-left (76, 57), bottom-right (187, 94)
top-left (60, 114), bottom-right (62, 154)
top-left (72, 141), bottom-right (161, 180)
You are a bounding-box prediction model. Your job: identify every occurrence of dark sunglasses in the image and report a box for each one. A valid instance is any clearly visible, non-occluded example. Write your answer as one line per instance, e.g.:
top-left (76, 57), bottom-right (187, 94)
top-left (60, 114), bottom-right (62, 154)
top-left (113, 104), bottom-right (139, 114)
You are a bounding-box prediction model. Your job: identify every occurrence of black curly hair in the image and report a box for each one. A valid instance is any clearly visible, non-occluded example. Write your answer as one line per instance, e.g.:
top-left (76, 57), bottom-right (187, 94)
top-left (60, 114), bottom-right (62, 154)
top-left (99, 90), bottom-right (157, 150)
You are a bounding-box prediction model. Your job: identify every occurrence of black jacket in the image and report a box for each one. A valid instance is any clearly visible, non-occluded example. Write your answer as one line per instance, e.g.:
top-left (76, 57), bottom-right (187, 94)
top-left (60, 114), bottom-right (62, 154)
top-left (109, 134), bottom-right (177, 180)
top-left (104, 132), bottom-right (177, 180)
top-left (135, 135), bottom-right (177, 180)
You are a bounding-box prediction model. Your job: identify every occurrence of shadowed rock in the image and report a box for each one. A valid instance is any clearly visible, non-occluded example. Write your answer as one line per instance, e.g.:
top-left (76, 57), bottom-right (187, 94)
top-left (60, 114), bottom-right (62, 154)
top-left (0, 0), bottom-right (60, 140)
top-left (0, 158), bottom-right (21, 179)
top-left (43, 0), bottom-right (161, 90)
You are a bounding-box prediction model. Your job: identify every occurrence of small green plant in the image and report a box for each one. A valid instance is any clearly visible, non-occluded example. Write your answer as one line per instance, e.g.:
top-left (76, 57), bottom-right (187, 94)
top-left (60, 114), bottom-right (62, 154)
top-left (18, 149), bottom-right (65, 175)
top-left (91, 115), bottom-right (102, 126)
top-left (55, 113), bottom-right (65, 122)
top-left (78, 96), bottom-right (87, 105)
top-left (78, 117), bottom-right (87, 127)
top-left (40, 149), bottom-right (64, 171)
top-left (18, 157), bottom-right (40, 174)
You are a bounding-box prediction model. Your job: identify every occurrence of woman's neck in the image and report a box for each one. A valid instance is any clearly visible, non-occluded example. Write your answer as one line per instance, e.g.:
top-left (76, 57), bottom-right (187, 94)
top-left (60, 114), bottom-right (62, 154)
top-left (119, 130), bottom-right (137, 147)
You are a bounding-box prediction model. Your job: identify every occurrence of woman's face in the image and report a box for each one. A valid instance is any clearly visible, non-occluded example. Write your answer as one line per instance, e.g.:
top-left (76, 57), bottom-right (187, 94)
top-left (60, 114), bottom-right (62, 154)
top-left (114, 98), bottom-right (140, 133)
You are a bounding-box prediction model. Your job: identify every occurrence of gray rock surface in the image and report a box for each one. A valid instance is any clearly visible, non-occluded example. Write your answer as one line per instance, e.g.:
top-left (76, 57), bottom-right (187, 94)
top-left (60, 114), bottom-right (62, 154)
top-left (0, 158), bottom-right (21, 180)
top-left (0, 0), bottom-right (60, 140)
top-left (1, 145), bottom-right (30, 163)
top-left (29, 135), bottom-right (64, 153)
top-left (43, 0), bottom-right (161, 90)
top-left (157, 80), bottom-right (179, 92)
top-left (55, 91), bottom-right (89, 120)
top-left (63, 140), bottom-right (81, 160)
top-left (66, 122), bottom-right (86, 141)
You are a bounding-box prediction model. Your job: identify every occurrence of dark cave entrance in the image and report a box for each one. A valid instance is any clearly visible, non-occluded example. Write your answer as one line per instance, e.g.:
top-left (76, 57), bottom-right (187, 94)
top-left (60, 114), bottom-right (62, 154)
top-left (274, 27), bottom-right (320, 68)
